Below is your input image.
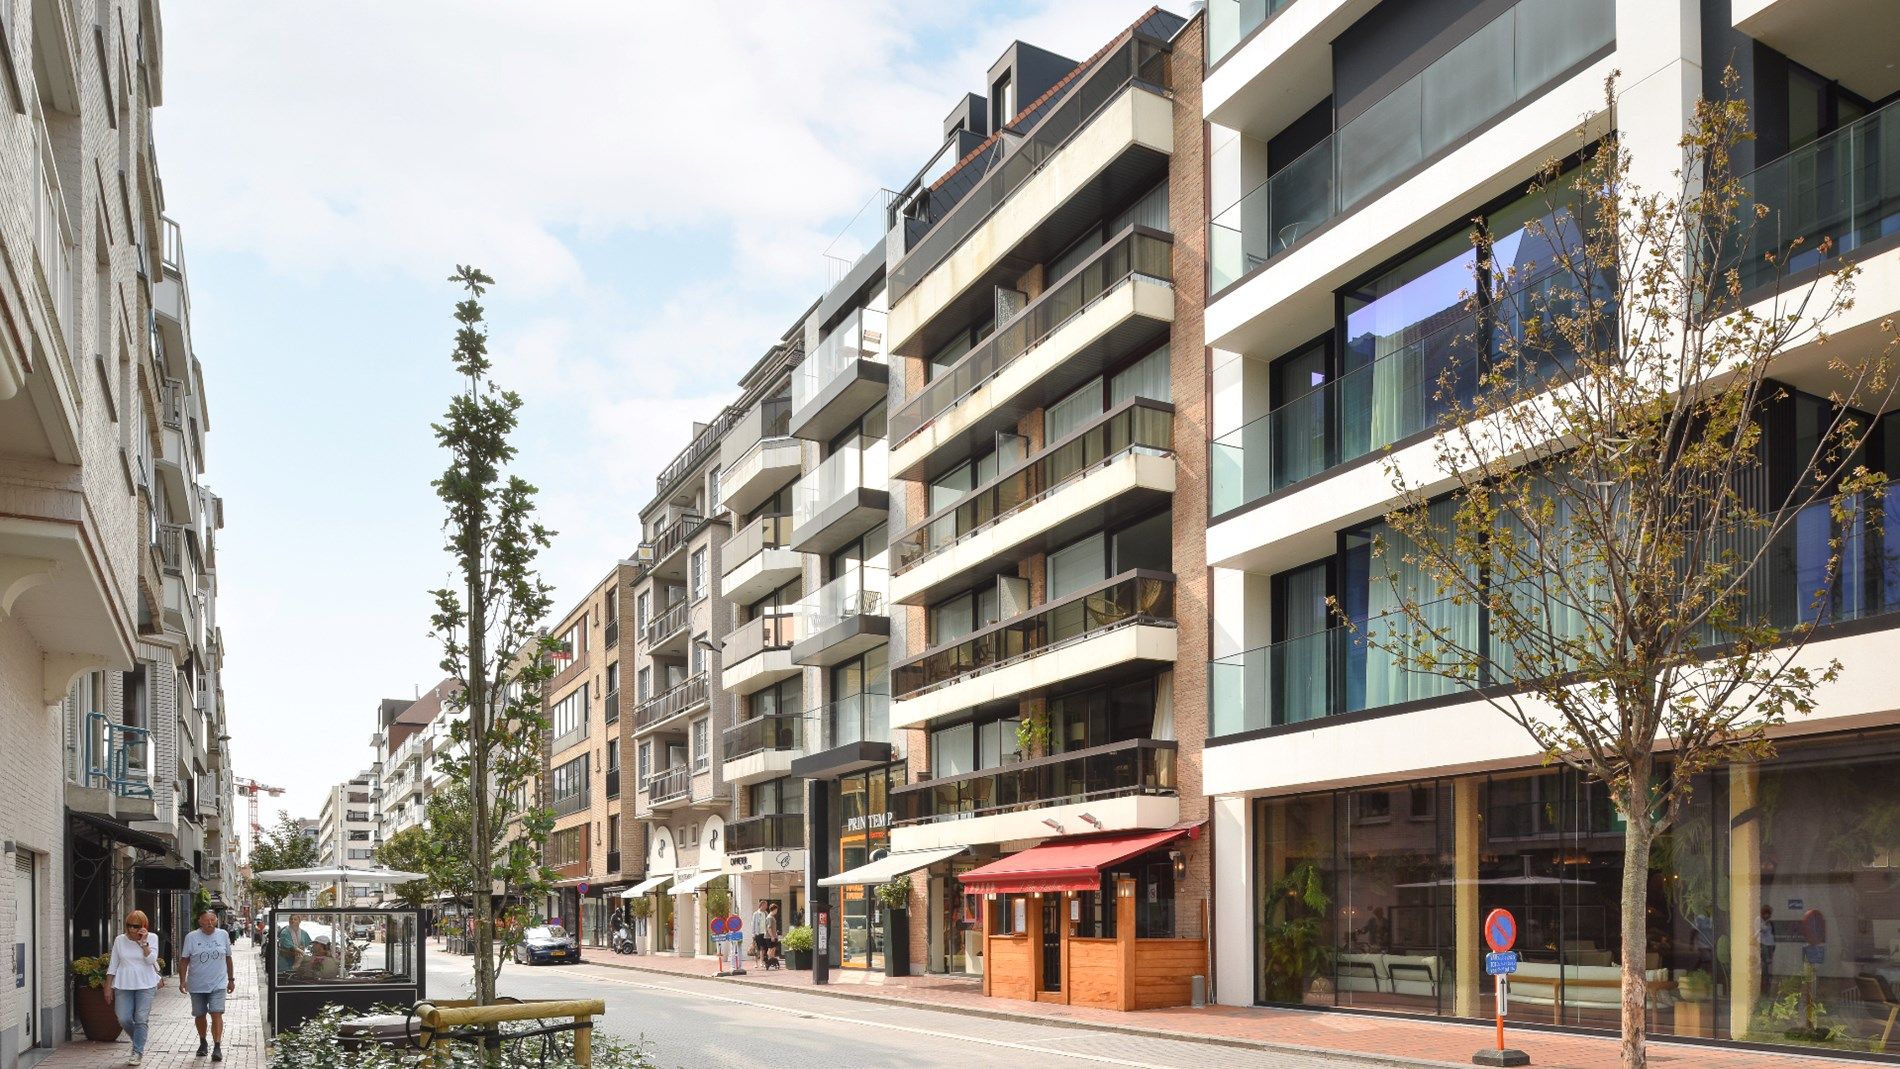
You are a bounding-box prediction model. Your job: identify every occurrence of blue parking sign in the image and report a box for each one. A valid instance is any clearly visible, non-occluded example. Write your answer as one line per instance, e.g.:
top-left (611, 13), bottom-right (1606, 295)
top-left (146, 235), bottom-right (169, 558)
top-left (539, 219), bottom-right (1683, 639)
top-left (1485, 951), bottom-right (1518, 975)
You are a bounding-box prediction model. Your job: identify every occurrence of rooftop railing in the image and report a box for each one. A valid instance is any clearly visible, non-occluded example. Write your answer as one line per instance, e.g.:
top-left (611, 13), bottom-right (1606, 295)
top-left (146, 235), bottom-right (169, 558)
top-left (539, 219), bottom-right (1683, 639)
top-left (891, 738), bottom-right (1176, 826)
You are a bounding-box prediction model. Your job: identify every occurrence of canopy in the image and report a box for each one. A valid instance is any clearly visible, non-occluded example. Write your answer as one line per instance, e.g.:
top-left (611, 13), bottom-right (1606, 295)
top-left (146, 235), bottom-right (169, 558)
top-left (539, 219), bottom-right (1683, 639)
top-left (818, 846), bottom-right (967, 888)
top-left (254, 865), bottom-right (424, 884)
top-left (958, 827), bottom-right (1191, 895)
top-left (669, 869), bottom-right (725, 896)
top-left (622, 873), bottom-right (673, 897)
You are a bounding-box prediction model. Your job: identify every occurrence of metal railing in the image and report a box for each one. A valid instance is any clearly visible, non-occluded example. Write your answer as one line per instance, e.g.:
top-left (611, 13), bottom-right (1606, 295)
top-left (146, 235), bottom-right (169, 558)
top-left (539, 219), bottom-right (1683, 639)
top-left (655, 410), bottom-right (737, 500)
top-left (891, 738), bottom-right (1177, 826)
top-left (647, 766), bottom-right (691, 804)
top-left (894, 399), bottom-right (1175, 572)
top-left (1208, 0), bottom-right (1614, 292)
top-left (643, 598), bottom-right (690, 649)
top-left (606, 769), bottom-right (621, 798)
top-left (888, 33), bottom-right (1174, 303)
top-left (722, 515), bottom-right (794, 574)
top-left (156, 524), bottom-right (184, 573)
top-left (727, 813), bottom-right (804, 853)
top-left (893, 571), bottom-right (1176, 698)
top-left (551, 789), bottom-right (591, 818)
top-left (891, 226), bottom-right (1174, 445)
top-left (722, 712), bottom-right (804, 763)
top-left (604, 689), bottom-right (619, 724)
top-left (604, 617), bottom-right (618, 648)
top-left (83, 711), bottom-right (153, 799)
top-left (159, 378), bottom-right (184, 430)
top-left (1739, 95), bottom-right (1900, 290)
top-left (633, 673), bottom-right (710, 732)
top-left (649, 511), bottom-right (705, 566)
top-left (793, 307), bottom-right (888, 416)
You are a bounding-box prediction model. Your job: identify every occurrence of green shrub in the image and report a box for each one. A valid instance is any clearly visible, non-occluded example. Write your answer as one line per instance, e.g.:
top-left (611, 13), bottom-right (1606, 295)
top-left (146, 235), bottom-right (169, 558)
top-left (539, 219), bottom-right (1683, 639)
top-left (781, 926), bottom-right (814, 953)
top-left (271, 1006), bottom-right (659, 1068)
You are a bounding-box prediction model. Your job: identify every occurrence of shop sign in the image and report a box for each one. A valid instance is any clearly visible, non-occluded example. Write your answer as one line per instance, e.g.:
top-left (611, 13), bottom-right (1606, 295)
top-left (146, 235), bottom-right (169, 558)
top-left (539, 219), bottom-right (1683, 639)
top-left (843, 812), bottom-right (889, 833)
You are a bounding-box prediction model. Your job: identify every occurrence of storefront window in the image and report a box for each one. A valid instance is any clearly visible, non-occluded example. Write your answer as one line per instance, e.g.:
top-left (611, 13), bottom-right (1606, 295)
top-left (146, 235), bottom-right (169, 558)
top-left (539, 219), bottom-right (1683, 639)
top-left (830, 763), bottom-right (906, 969)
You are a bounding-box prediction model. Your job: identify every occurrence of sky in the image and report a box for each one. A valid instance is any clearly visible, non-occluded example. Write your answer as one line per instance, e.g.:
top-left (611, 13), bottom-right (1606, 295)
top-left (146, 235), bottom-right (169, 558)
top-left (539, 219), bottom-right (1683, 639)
top-left (152, 1), bottom-right (1184, 848)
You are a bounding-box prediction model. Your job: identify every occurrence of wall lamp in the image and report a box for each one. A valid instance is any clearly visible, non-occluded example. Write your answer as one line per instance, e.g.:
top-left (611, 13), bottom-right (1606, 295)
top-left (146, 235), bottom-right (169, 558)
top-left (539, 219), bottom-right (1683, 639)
top-left (1078, 812), bottom-right (1103, 830)
top-left (1040, 818), bottom-right (1063, 833)
top-left (1169, 849), bottom-right (1186, 879)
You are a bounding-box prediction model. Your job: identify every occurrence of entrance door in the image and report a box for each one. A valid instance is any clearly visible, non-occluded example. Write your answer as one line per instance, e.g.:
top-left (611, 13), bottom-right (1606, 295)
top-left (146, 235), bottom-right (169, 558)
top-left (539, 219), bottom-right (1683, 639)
top-left (1039, 895), bottom-right (1062, 992)
top-left (15, 855), bottom-right (37, 1049)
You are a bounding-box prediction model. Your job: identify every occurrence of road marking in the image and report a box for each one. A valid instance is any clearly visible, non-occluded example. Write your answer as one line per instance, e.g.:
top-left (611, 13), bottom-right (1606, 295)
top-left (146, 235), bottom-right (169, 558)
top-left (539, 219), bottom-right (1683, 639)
top-left (565, 969), bottom-right (1187, 1069)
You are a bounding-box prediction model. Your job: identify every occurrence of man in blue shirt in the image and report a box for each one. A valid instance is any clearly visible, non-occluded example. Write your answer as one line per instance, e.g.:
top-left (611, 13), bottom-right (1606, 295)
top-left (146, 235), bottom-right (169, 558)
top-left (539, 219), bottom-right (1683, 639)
top-left (180, 910), bottom-right (235, 1061)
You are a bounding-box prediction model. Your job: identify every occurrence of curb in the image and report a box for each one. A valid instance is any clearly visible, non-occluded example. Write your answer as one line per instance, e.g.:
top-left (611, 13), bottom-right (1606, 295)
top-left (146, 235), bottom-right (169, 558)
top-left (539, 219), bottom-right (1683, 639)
top-left (575, 954), bottom-right (1456, 1069)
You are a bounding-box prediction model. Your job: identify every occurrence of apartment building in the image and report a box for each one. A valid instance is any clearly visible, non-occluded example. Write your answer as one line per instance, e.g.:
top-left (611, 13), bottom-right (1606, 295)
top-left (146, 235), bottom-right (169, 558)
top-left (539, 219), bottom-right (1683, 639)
top-left (1202, 0), bottom-right (1900, 1055)
top-left (371, 681), bottom-right (460, 844)
top-left (625, 412), bottom-right (737, 955)
top-left (789, 8), bottom-right (1216, 1009)
top-left (0, 2), bottom-right (234, 1065)
top-left (542, 563), bottom-right (642, 944)
top-left (315, 771), bottom-right (379, 906)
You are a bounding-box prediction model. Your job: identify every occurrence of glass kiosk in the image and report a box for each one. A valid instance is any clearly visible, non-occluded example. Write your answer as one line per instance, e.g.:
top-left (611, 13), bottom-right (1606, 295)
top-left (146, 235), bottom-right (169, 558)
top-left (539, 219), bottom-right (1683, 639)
top-left (266, 908), bottom-right (427, 1033)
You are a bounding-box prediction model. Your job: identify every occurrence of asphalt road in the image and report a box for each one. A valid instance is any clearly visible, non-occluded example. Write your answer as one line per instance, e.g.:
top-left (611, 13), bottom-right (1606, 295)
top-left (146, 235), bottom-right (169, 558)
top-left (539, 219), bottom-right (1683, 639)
top-left (423, 953), bottom-right (1414, 1069)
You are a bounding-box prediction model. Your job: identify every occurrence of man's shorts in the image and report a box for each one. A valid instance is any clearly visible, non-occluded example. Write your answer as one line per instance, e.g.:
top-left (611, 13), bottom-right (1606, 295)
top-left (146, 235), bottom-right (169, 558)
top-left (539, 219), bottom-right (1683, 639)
top-left (190, 989), bottom-right (227, 1016)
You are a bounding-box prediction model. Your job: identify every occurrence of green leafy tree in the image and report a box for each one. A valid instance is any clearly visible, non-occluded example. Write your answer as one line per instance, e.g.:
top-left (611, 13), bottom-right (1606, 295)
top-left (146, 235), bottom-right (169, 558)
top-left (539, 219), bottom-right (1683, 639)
top-left (246, 813), bottom-right (321, 911)
top-left (1355, 76), bottom-right (1895, 1068)
top-left (428, 267), bottom-right (560, 1004)
top-left (374, 826), bottom-right (436, 909)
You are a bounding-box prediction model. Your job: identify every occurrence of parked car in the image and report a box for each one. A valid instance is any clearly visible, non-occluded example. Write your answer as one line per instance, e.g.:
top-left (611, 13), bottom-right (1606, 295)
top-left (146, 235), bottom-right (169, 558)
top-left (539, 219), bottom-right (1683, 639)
top-left (515, 925), bottom-right (580, 965)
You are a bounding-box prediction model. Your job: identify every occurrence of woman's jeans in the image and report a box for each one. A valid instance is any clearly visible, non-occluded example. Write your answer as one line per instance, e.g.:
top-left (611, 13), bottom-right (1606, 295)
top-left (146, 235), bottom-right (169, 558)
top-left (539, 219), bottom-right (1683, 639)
top-left (113, 986), bottom-right (156, 1053)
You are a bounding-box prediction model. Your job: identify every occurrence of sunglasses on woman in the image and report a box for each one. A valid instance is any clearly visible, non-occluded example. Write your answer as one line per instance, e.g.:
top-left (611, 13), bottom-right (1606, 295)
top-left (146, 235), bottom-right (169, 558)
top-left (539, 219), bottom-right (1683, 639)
top-left (127, 923), bottom-right (146, 930)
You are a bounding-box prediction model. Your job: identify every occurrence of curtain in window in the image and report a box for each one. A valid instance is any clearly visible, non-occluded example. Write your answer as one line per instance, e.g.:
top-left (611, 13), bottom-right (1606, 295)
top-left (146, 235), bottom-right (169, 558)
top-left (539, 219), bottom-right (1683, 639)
top-left (1046, 377), bottom-right (1103, 443)
top-left (1151, 670), bottom-right (1175, 740)
top-left (1049, 533), bottom-right (1106, 601)
top-left (1275, 563), bottom-right (1332, 724)
top-left (1110, 345), bottom-right (1172, 406)
top-left (1362, 499), bottom-right (1478, 707)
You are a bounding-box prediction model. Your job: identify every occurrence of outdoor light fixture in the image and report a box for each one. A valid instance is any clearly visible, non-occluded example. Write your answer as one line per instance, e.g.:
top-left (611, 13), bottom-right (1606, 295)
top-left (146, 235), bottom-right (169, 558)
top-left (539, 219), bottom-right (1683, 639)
top-left (1040, 818), bottom-right (1063, 833)
top-left (1078, 812), bottom-right (1103, 830)
top-left (1169, 848), bottom-right (1186, 878)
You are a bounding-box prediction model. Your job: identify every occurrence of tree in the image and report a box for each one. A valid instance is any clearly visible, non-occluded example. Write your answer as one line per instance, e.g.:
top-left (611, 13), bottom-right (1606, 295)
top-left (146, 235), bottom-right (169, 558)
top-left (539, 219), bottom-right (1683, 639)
top-left (428, 266), bottom-right (560, 1005)
top-left (246, 813), bottom-right (321, 911)
top-left (420, 781), bottom-right (477, 910)
top-left (1355, 75), bottom-right (1895, 1068)
top-left (374, 826), bottom-right (436, 909)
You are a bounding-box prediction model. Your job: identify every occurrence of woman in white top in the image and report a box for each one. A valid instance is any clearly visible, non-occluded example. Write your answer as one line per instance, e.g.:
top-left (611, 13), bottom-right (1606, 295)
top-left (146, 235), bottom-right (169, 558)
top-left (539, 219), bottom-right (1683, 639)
top-left (104, 909), bottom-right (160, 1065)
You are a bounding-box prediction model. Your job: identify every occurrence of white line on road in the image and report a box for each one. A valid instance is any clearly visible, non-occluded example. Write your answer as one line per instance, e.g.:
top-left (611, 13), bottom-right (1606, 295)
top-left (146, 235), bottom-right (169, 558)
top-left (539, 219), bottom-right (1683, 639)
top-left (573, 969), bottom-right (1185, 1069)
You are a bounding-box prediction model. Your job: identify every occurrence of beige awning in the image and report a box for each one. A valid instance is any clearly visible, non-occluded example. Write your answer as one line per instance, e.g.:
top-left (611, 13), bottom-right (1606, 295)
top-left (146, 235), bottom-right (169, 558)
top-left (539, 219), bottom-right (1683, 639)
top-left (622, 873), bottom-right (672, 897)
top-left (817, 846), bottom-right (967, 888)
top-left (669, 869), bottom-right (725, 896)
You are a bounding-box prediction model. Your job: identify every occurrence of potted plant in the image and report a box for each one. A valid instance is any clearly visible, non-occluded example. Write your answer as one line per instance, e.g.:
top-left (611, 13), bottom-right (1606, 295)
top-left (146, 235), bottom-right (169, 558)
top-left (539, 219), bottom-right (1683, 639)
top-left (70, 955), bottom-right (121, 1042)
top-left (1259, 859), bottom-right (1334, 1003)
top-left (873, 875), bottom-right (911, 912)
top-left (782, 925), bottom-right (814, 970)
top-left (1677, 968), bottom-right (1713, 1002)
top-left (875, 875), bottom-right (914, 976)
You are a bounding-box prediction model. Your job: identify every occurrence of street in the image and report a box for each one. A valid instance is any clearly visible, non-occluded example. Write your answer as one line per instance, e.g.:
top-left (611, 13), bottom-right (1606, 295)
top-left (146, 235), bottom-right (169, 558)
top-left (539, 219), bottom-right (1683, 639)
top-left (430, 956), bottom-right (1399, 1069)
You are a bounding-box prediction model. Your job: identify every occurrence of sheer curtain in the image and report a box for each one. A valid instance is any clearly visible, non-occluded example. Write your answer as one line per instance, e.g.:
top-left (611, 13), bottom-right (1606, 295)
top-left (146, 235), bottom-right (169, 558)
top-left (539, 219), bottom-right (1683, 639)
top-left (1363, 499), bottom-right (1477, 707)
top-left (1110, 345), bottom-right (1172, 406)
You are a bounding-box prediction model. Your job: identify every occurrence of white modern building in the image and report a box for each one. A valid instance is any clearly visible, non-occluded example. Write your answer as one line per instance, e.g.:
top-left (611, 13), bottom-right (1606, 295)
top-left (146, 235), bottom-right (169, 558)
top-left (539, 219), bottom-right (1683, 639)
top-left (315, 772), bottom-right (379, 906)
top-left (1202, 0), bottom-right (1900, 1056)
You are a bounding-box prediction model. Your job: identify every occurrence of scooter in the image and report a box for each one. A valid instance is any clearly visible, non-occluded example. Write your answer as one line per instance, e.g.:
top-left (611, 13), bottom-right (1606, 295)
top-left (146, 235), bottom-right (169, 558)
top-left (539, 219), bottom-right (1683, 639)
top-left (611, 929), bottom-right (635, 954)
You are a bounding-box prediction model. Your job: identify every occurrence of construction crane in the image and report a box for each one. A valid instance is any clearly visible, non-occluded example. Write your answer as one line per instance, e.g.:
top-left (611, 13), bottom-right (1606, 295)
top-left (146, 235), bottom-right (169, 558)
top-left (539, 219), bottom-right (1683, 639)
top-left (233, 776), bottom-right (286, 845)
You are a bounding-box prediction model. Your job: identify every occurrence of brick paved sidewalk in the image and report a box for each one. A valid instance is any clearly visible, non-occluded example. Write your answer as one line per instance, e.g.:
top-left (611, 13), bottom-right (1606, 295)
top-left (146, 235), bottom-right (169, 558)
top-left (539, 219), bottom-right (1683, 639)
top-left (573, 946), bottom-right (1860, 1069)
top-left (40, 941), bottom-right (265, 1069)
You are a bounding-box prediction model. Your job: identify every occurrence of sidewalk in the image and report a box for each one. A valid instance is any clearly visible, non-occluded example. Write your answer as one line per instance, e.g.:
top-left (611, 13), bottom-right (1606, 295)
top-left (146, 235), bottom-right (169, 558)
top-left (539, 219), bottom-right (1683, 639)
top-left (575, 948), bottom-right (1860, 1069)
top-left (39, 943), bottom-right (265, 1069)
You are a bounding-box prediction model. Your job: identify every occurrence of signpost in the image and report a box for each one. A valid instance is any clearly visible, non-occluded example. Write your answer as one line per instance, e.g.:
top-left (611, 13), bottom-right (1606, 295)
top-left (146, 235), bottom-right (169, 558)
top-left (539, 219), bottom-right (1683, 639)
top-left (1474, 909), bottom-right (1529, 1067)
top-left (712, 913), bottom-right (748, 977)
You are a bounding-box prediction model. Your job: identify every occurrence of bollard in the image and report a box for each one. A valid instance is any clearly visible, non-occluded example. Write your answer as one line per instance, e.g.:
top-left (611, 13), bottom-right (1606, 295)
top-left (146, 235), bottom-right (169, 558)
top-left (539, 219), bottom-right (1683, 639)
top-left (1191, 974), bottom-right (1206, 1007)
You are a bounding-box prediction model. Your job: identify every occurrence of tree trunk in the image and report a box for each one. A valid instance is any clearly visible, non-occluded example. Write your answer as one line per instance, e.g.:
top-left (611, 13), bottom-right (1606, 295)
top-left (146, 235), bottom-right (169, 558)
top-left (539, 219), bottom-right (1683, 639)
top-left (468, 567), bottom-right (494, 1006)
top-left (1619, 781), bottom-right (1655, 1069)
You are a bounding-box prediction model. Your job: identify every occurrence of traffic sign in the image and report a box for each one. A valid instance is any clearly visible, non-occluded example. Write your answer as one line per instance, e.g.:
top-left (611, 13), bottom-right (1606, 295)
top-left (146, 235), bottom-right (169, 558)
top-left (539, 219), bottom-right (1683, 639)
top-left (1484, 908), bottom-right (1517, 952)
top-left (725, 914), bottom-right (744, 938)
top-left (710, 916), bottom-right (727, 937)
top-left (1484, 951), bottom-right (1518, 975)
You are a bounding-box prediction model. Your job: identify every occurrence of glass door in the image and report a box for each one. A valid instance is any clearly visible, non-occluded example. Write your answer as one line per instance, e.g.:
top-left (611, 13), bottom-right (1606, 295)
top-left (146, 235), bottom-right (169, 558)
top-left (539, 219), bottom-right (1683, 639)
top-left (1040, 895), bottom-right (1062, 992)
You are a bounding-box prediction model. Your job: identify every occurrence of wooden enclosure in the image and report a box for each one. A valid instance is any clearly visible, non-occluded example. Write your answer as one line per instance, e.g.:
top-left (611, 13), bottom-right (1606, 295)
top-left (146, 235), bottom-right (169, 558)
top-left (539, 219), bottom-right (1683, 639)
top-left (979, 876), bottom-right (1207, 1011)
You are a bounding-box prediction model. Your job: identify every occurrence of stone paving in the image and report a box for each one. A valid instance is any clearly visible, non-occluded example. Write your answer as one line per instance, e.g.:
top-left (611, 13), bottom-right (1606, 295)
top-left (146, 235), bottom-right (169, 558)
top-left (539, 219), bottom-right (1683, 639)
top-left (38, 941), bottom-right (265, 1069)
top-left (567, 944), bottom-right (1865, 1069)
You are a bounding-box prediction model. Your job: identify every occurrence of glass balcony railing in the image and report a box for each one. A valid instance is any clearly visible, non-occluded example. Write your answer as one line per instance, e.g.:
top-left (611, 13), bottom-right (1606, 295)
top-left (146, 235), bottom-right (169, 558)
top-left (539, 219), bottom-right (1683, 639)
top-left (724, 613), bottom-right (796, 665)
top-left (893, 571), bottom-right (1176, 699)
top-left (793, 440), bottom-right (887, 532)
top-left (647, 766), bottom-right (691, 804)
top-left (727, 813), bottom-right (804, 853)
top-left (887, 34), bottom-right (1174, 304)
top-left (793, 307), bottom-right (887, 416)
top-left (1209, 0), bottom-right (1614, 292)
top-left (1739, 96), bottom-right (1900, 291)
top-left (894, 399), bottom-right (1174, 573)
top-left (891, 738), bottom-right (1177, 827)
top-left (1210, 271), bottom-right (1602, 514)
top-left (721, 515), bottom-right (794, 575)
top-left (633, 673), bottom-right (710, 732)
top-left (891, 227), bottom-right (1175, 445)
top-left (722, 712), bottom-right (805, 763)
top-left (820, 689), bottom-right (890, 749)
top-left (1210, 487), bottom-right (1900, 738)
top-left (1206, 0), bottom-right (1298, 68)
top-left (797, 562), bottom-right (888, 637)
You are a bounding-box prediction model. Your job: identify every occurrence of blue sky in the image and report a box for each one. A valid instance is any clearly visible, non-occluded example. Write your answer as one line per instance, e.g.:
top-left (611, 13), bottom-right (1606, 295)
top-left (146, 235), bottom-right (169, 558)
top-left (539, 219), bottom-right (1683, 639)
top-left (152, 1), bottom-right (1184, 840)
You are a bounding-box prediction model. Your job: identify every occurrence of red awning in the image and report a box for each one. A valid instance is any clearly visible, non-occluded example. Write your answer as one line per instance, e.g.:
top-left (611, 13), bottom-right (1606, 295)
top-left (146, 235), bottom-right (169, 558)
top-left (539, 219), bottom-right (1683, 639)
top-left (957, 826), bottom-right (1194, 895)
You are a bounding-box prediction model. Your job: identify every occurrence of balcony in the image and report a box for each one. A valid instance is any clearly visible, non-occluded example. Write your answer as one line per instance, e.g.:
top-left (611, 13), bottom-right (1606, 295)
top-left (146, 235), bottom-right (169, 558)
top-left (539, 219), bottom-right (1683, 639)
top-left (719, 397), bottom-right (802, 517)
top-left (643, 597), bottom-right (691, 657)
top-left (552, 789), bottom-right (591, 818)
top-left (642, 511), bottom-right (705, 581)
top-left (549, 644), bottom-right (591, 694)
top-left (892, 399), bottom-right (1176, 605)
top-left (605, 689), bottom-right (619, 725)
top-left (654, 409), bottom-right (737, 503)
top-left (727, 813), bottom-right (804, 854)
top-left (791, 307), bottom-right (889, 443)
top-left (606, 768), bottom-right (621, 799)
top-left (1206, 0), bottom-right (1299, 68)
top-left (633, 673), bottom-right (711, 734)
top-left (789, 690), bottom-right (893, 780)
top-left (890, 571), bottom-right (1178, 730)
top-left (887, 32), bottom-right (1175, 351)
top-left (889, 227), bottom-right (1175, 481)
top-left (789, 440), bottom-right (889, 556)
top-left (68, 712), bottom-right (156, 821)
top-left (604, 616), bottom-right (618, 649)
top-left (719, 515), bottom-right (803, 604)
top-left (721, 613), bottom-right (798, 695)
top-left (1208, 0), bottom-right (1614, 294)
top-left (791, 562), bottom-right (889, 667)
top-left (646, 766), bottom-right (693, 810)
top-left (1738, 96), bottom-right (1900, 292)
top-left (721, 712), bottom-right (805, 786)
top-left (888, 739), bottom-right (1178, 852)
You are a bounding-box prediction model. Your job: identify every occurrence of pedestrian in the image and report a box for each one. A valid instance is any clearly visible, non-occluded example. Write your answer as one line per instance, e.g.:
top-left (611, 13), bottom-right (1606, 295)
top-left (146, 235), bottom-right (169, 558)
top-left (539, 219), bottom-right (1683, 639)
top-left (181, 909), bottom-right (236, 1061)
top-left (275, 913), bottom-right (313, 973)
top-left (1759, 906), bottom-right (1778, 997)
top-left (765, 901), bottom-right (783, 969)
top-left (104, 909), bottom-right (160, 1065)
top-left (751, 899), bottom-right (770, 967)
